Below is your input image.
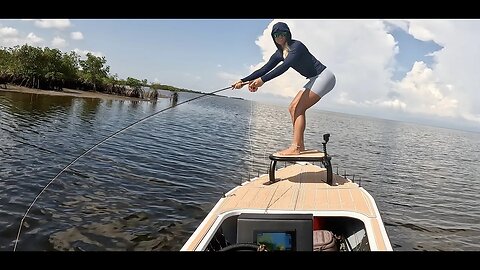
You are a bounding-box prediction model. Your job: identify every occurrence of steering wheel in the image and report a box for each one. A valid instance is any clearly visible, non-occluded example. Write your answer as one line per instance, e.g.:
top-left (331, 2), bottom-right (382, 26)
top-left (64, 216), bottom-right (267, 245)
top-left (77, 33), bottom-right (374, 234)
top-left (219, 243), bottom-right (266, 252)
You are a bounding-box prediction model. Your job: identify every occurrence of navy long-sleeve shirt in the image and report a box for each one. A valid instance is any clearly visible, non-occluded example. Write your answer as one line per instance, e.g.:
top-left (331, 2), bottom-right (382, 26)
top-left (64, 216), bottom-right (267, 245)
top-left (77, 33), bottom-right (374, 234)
top-left (241, 39), bottom-right (326, 83)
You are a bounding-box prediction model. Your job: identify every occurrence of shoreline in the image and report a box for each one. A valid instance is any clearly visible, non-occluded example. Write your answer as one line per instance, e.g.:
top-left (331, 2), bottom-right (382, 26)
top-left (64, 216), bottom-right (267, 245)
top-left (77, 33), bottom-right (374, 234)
top-left (0, 84), bottom-right (164, 101)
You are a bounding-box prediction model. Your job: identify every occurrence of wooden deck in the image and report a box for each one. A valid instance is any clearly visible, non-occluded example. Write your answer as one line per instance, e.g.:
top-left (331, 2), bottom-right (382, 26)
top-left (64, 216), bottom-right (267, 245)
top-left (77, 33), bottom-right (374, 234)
top-left (183, 163), bottom-right (390, 251)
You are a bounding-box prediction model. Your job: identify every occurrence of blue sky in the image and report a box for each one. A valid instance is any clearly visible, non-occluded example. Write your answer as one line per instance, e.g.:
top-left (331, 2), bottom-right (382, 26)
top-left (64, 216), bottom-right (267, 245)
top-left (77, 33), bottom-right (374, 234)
top-left (1, 19), bottom-right (479, 133)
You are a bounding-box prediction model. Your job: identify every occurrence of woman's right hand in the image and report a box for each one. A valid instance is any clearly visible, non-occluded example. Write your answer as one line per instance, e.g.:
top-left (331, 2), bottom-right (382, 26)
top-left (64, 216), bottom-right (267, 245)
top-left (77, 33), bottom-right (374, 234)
top-left (232, 80), bottom-right (244, 89)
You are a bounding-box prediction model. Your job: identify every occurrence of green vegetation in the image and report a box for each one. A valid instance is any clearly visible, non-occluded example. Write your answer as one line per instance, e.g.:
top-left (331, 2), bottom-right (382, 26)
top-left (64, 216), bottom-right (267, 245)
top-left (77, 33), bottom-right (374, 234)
top-left (0, 44), bottom-right (196, 99)
top-left (150, 83), bottom-right (201, 94)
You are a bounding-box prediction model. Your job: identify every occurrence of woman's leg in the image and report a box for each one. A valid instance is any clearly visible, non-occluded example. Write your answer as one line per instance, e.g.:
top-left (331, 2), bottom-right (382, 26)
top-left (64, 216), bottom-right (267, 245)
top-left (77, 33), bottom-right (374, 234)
top-left (289, 90), bottom-right (305, 125)
top-left (279, 69), bottom-right (336, 155)
top-left (279, 89), bottom-right (321, 155)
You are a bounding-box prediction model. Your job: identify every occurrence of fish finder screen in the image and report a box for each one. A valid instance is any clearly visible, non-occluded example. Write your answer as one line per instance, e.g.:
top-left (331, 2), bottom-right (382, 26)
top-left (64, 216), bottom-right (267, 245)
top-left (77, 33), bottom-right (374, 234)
top-left (255, 231), bottom-right (295, 251)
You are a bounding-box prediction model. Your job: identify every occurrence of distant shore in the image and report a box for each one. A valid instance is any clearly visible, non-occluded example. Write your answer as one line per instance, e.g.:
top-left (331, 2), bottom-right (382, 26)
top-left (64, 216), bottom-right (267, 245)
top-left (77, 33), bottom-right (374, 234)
top-left (0, 84), bottom-right (166, 101)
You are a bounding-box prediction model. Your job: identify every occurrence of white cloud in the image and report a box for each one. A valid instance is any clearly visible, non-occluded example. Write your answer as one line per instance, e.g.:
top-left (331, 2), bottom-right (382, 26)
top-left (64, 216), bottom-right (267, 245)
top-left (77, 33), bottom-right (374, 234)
top-left (462, 112), bottom-right (480, 124)
top-left (385, 19), bottom-right (409, 32)
top-left (406, 20), bottom-right (454, 43)
top-left (34, 19), bottom-right (71, 30)
top-left (378, 99), bottom-right (407, 110)
top-left (70, 31), bottom-right (84, 40)
top-left (51, 36), bottom-right (67, 48)
top-left (26, 32), bottom-right (43, 45)
top-left (0, 27), bottom-right (21, 47)
top-left (394, 61), bottom-right (458, 117)
top-left (0, 26), bottom-right (18, 37)
top-left (72, 48), bottom-right (103, 58)
top-left (403, 20), bottom-right (480, 125)
top-left (0, 27), bottom-right (44, 47)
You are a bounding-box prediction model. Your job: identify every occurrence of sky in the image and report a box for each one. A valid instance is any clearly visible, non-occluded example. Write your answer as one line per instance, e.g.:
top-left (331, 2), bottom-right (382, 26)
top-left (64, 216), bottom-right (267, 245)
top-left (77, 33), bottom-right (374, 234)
top-left (1, 19), bottom-right (479, 133)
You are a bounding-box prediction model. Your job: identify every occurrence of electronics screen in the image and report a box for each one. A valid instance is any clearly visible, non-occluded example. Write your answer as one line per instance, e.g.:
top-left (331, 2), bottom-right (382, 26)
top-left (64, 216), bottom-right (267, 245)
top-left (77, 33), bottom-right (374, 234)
top-left (255, 231), bottom-right (295, 251)
top-left (237, 213), bottom-right (313, 251)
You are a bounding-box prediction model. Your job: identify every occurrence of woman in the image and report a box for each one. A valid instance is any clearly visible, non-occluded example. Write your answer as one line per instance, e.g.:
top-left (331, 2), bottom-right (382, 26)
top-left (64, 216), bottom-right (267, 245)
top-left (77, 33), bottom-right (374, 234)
top-left (233, 22), bottom-right (336, 155)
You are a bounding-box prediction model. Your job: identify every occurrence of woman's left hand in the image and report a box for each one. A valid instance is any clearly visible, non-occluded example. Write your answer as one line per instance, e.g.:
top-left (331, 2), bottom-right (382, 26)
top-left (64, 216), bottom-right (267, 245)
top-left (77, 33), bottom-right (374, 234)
top-left (249, 78), bottom-right (264, 92)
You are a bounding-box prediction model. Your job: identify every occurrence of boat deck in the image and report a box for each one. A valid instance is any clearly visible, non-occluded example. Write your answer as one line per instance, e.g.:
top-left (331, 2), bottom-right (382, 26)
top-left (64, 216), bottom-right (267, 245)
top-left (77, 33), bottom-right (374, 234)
top-left (183, 163), bottom-right (391, 251)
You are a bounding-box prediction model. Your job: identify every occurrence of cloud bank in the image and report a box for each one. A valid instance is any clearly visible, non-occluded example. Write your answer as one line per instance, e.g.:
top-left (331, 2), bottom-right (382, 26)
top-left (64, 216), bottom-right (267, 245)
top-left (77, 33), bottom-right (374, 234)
top-left (235, 19), bottom-right (480, 131)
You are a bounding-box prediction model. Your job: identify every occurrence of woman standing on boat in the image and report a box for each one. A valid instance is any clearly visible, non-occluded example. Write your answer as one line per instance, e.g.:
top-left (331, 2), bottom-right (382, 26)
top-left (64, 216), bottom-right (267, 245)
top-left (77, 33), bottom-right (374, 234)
top-left (232, 21), bottom-right (336, 155)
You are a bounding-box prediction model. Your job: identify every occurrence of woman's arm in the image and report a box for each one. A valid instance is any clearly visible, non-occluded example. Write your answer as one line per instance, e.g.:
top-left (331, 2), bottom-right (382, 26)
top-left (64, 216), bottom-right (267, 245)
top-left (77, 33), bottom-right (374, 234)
top-left (241, 52), bottom-right (282, 82)
top-left (260, 43), bottom-right (302, 83)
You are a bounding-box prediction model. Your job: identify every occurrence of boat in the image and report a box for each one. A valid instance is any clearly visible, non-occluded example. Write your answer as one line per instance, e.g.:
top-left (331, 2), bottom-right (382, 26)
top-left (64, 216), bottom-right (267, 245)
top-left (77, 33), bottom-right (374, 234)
top-left (181, 134), bottom-right (392, 251)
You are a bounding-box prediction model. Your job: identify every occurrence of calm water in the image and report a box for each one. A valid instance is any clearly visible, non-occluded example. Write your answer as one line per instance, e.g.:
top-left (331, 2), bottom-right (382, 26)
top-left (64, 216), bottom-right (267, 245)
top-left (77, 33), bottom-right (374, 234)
top-left (1, 90), bottom-right (479, 251)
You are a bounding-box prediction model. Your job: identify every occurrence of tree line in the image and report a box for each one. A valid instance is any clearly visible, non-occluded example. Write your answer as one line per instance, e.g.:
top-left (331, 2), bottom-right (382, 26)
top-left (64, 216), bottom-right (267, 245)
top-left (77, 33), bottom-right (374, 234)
top-left (0, 44), bottom-right (198, 99)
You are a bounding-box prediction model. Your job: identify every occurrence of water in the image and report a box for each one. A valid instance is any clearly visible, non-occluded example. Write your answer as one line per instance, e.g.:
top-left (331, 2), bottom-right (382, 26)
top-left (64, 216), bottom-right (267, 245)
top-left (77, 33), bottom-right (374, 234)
top-left (1, 90), bottom-right (479, 251)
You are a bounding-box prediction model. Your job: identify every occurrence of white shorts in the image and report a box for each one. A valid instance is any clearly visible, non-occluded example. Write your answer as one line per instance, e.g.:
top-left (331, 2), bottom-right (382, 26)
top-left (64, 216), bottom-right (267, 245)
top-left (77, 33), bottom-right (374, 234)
top-left (303, 68), bottom-right (336, 98)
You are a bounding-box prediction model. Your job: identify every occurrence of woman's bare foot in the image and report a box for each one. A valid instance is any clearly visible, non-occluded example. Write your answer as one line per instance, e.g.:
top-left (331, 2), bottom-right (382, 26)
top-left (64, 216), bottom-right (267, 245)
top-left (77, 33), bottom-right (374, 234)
top-left (278, 144), bottom-right (305, 156)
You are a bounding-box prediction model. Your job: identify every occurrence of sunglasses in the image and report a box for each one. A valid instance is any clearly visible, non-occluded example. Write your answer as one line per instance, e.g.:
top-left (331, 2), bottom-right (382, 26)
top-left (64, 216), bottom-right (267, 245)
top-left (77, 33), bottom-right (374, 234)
top-left (273, 32), bottom-right (287, 38)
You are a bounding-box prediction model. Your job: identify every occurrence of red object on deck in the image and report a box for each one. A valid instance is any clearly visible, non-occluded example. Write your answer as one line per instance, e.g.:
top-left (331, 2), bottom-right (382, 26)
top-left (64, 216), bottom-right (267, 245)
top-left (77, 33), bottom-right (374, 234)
top-left (313, 217), bottom-right (324, 230)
